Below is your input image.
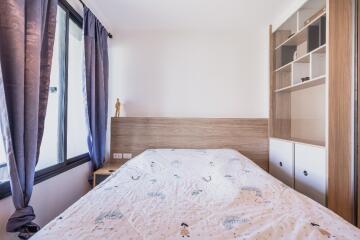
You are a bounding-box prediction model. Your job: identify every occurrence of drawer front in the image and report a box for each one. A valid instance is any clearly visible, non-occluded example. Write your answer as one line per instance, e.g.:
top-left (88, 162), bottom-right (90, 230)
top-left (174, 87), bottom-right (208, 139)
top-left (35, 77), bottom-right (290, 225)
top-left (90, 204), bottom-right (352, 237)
top-left (269, 138), bottom-right (294, 187)
top-left (94, 174), bottom-right (110, 187)
top-left (294, 143), bottom-right (326, 205)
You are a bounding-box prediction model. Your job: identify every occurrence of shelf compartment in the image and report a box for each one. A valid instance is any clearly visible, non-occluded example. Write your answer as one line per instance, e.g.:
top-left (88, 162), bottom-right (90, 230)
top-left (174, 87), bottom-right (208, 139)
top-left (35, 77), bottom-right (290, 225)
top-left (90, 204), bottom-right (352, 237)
top-left (275, 11), bottom-right (326, 50)
top-left (275, 29), bottom-right (307, 51)
top-left (275, 64), bottom-right (292, 89)
top-left (275, 46), bottom-right (297, 69)
top-left (298, 5), bottom-right (326, 30)
top-left (294, 52), bottom-right (310, 63)
top-left (275, 62), bottom-right (292, 73)
top-left (275, 30), bottom-right (292, 47)
top-left (275, 75), bottom-right (325, 93)
top-left (293, 62), bottom-right (310, 85)
top-left (274, 44), bottom-right (326, 72)
top-left (308, 16), bottom-right (326, 52)
top-left (311, 51), bottom-right (326, 78)
top-left (275, 13), bottom-right (298, 46)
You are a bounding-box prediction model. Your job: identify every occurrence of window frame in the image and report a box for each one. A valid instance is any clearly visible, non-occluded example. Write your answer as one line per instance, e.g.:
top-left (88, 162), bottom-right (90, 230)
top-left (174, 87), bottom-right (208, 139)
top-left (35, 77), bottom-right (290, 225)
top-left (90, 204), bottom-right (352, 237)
top-left (0, 0), bottom-right (90, 200)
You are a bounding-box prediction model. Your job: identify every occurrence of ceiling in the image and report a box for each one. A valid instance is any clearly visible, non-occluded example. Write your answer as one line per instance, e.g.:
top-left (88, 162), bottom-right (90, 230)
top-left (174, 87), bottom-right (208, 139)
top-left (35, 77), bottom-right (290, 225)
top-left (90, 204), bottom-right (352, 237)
top-left (82, 0), bottom-right (297, 33)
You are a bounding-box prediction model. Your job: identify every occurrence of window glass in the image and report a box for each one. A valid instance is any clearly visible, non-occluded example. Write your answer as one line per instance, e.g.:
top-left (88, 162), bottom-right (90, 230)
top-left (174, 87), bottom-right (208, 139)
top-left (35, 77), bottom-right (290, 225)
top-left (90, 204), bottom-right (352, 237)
top-left (0, 133), bottom-right (8, 184)
top-left (67, 19), bottom-right (88, 159)
top-left (37, 7), bottom-right (66, 170)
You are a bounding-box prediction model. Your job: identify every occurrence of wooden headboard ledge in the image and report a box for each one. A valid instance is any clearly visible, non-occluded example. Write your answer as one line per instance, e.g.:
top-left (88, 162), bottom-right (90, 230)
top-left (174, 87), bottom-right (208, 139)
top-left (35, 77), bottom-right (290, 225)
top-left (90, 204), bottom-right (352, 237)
top-left (110, 117), bottom-right (269, 171)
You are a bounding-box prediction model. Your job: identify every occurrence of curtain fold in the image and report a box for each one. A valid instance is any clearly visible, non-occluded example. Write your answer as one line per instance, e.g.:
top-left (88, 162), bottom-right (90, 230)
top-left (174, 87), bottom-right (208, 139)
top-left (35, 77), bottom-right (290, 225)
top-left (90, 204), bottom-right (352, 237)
top-left (0, 0), bottom-right (58, 236)
top-left (83, 7), bottom-right (109, 171)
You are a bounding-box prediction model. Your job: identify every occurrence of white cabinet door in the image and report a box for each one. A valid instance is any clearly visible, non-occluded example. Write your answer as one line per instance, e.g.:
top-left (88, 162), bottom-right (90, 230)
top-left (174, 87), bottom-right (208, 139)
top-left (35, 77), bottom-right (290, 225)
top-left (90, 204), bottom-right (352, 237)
top-left (294, 143), bottom-right (326, 205)
top-left (269, 138), bottom-right (294, 187)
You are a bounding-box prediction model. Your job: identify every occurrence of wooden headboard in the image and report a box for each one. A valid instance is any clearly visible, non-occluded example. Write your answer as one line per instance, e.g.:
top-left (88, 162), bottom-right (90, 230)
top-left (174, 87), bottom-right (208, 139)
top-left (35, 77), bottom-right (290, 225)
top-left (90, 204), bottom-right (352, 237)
top-left (110, 117), bottom-right (269, 171)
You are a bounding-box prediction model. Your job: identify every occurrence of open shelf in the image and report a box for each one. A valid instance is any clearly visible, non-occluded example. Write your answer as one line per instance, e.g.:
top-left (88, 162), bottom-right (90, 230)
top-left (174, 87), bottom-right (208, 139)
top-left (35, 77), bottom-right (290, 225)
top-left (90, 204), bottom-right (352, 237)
top-left (275, 11), bottom-right (326, 50)
top-left (275, 62), bottom-right (292, 73)
top-left (295, 54), bottom-right (310, 63)
top-left (311, 47), bottom-right (326, 78)
top-left (275, 75), bottom-right (325, 93)
top-left (274, 44), bottom-right (326, 72)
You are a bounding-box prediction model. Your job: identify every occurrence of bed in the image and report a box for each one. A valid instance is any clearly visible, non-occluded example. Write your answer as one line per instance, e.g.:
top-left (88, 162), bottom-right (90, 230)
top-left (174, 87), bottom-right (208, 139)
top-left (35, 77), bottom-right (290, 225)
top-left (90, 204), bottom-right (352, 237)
top-left (32, 149), bottom-right (360, 239)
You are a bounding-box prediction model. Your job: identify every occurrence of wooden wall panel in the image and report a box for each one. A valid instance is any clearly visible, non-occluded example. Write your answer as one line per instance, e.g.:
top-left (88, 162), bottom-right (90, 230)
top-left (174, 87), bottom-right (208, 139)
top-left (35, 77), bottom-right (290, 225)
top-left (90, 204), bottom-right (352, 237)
top-left (357, 0), bottom-right (360, 228)
top-left (328, 0), bottom-right (355, 223)
top-left (111, 117), bottom-right (269, 171)
top-left (269, 25), bottom-right (275, 138)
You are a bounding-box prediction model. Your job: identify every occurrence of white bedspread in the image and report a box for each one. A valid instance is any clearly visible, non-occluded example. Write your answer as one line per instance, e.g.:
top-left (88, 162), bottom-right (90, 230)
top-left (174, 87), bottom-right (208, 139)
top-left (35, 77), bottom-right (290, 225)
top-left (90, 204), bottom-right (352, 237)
top-left (33, 149), bottom-right (360, 239)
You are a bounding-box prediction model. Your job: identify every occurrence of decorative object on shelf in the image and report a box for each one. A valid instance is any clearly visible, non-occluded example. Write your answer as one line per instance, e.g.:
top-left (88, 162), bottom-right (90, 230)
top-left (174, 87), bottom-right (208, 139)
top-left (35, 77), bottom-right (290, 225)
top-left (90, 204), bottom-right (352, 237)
top-left (115, 98), bottom-right (121, 118)
top-left (293, 51), bottom-right (298, 60)
top-left (304, 7), bottom-right (326, 26)
top-left (301, 77), bottom-right (310, 82)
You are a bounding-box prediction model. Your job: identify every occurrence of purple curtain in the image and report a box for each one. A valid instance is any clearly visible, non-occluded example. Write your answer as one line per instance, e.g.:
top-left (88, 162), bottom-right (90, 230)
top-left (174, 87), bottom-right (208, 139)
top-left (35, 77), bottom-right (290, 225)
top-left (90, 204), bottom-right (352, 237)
top-left (83, 7), bottom-right (109, 171)
top-left (0, 0), bottom-right (58, 236)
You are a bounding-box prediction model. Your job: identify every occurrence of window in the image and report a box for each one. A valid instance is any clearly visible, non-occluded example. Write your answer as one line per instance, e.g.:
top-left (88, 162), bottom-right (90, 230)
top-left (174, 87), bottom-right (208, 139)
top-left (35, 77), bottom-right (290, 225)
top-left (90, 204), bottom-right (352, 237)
top-left (0, 134), bottom-right (8, 184)
top-left (0, 0), bottom-right (89, 199)
top-left (67, 20), bottom-right (88, 159)
top-left (37, 2), bottom-right (88, 170)
top-left (37, 6), bottom-right (66, 170)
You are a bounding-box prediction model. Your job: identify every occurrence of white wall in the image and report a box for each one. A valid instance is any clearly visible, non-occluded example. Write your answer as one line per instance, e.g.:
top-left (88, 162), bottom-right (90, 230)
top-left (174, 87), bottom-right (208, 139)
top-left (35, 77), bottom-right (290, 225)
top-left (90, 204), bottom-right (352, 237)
top-left (108, 28), bottom-right (269, 118)
top-left (0, 162), bottom-right (91, 240)
top-left (90, 0), bottom-right (306, 120)
top-left (106, 28), bottom-right (271, 160)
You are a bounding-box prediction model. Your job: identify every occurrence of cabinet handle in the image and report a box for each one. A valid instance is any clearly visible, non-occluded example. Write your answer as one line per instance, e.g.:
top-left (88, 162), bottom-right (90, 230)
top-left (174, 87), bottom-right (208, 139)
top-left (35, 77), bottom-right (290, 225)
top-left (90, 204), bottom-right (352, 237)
top-left (303, 170), bottom-right (308, 176)
top-left (279, 162), bottom-right (283, 167)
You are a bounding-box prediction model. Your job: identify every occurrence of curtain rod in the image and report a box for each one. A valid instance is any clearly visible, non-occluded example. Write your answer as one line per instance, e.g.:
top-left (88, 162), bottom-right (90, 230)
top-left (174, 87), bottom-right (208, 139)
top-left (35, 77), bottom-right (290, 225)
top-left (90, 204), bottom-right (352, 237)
top-left (78, 0), bottom-right (113, 39)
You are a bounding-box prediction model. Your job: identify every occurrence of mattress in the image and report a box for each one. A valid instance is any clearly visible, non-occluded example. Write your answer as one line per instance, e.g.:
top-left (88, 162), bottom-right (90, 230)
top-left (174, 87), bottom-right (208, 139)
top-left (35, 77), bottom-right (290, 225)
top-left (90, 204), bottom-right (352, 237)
top-left (32, 149), bottom-right (360, 239)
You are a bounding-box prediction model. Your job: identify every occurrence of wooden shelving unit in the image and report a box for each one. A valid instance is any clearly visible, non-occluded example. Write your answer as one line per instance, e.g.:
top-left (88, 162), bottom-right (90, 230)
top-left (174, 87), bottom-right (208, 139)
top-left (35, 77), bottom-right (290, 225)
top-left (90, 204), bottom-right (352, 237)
top-left (269, 0), bottom-right (328, 206)
top-left (271, 0), bottom-right (327, 146)
top-left (270, 0), bottom-right (356, 222)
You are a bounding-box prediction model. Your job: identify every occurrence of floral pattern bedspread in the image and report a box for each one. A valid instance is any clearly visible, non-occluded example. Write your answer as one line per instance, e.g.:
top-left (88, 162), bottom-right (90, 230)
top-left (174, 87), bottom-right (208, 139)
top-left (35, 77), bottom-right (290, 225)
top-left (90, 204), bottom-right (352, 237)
top-left (32, 149), bottom-right (360, 239)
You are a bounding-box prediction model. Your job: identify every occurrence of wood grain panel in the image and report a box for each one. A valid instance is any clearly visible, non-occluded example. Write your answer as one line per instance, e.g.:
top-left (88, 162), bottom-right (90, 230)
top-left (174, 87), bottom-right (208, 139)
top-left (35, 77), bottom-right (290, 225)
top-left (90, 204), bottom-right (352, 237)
top-left (328, 0), bottom-right (355, 223)
top-left (111, 117), bottom-right (269, 171)
top-left (273, 93), bottom-right (292, 139)
top-left (357, 0), bottom-right (360, 228)
top-left (269, 25), bottom-right (275, 137)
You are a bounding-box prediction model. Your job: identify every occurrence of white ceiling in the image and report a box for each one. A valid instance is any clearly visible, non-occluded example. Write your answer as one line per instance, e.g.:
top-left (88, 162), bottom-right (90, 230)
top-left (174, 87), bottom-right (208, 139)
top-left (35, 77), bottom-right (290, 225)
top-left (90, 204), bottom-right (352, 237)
top-left (82, 0), bottom-right (299, 33)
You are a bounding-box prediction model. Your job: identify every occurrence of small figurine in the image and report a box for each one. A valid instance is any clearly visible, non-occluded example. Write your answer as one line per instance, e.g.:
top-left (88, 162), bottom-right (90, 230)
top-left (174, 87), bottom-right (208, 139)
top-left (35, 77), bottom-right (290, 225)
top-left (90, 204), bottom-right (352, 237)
top-left (115, 98), bottom-right (121, 118)
top-left (180, 223), bottom-right (190, 238)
